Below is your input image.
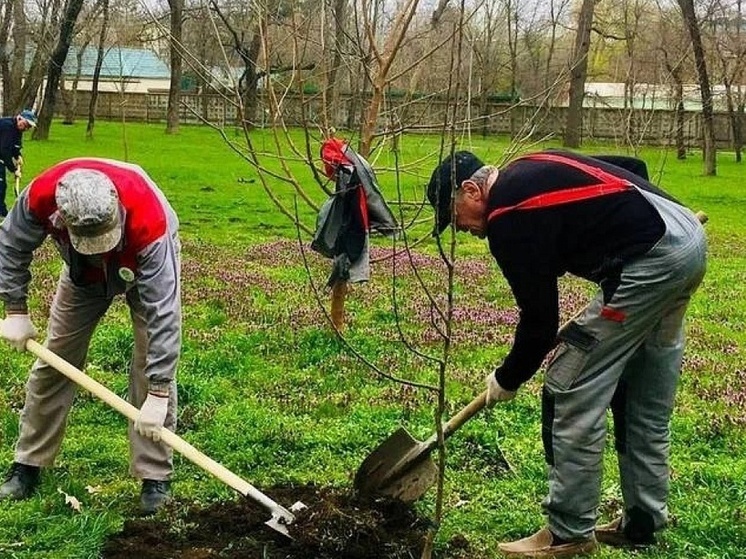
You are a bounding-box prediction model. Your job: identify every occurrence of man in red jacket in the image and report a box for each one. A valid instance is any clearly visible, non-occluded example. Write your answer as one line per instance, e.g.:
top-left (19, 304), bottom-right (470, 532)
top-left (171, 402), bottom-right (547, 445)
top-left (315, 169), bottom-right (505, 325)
top-left (428, 150), bottom-right (706, 557)
top-left (0, 158), bottom-right (181, 515)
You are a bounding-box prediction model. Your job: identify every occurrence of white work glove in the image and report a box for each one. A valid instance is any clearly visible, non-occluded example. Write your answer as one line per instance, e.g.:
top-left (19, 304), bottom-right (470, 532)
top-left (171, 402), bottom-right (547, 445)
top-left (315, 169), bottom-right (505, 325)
top-left (135, 392), bottom-right (169, 442)
top-left (1, 314), bottom-right (38, 351)
top-left (485, 372), bottom-right (517, 408)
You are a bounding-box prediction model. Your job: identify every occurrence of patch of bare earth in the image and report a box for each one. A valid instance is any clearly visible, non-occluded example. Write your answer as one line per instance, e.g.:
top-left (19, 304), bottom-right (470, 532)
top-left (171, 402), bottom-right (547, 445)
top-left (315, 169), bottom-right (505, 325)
top-left (100, 484), bottom-right (468, 559)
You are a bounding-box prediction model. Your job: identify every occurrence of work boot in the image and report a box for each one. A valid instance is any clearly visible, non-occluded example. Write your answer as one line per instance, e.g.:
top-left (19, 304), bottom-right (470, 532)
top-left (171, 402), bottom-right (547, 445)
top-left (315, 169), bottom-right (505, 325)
top-left (595, 517), bottom-right (656, 548)
top-left (140, 479), bottom-right (171, 515)
top-left (0, 462), bottom-right (41, 500)
top-left (498, 527), bottom-right (598, 558)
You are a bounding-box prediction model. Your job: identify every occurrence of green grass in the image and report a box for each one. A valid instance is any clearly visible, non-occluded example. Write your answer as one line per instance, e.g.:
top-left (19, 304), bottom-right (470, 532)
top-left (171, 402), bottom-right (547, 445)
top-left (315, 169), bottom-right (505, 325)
top-left (1, 120), bottom-right (745, 558)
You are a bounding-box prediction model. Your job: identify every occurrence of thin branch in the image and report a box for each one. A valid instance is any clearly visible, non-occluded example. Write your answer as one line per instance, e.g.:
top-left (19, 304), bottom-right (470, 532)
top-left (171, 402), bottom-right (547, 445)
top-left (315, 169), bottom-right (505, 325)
top-left (294, 198), bottom-right (438, 393)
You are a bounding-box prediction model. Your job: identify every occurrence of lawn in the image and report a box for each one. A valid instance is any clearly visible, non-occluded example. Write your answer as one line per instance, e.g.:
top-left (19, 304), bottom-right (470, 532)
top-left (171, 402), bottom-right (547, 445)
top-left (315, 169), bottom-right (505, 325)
top-left (0, 120), bottom-right (744, 558)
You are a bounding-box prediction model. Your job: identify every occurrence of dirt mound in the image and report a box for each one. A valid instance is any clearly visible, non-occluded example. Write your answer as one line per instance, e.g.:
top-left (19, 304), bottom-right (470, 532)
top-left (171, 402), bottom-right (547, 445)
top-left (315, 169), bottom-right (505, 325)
top-left (100, 484), bottom-right (462, 559)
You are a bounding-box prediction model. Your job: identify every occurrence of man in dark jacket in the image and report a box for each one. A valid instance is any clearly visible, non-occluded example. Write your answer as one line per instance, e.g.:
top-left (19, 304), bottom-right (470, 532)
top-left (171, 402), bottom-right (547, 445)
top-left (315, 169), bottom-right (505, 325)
top-left (0, 157), bottom-right (181, 515)
top-left (428, 150), bottom-right (707, 558)
top-left (0, 109), bottom-right (37, 216)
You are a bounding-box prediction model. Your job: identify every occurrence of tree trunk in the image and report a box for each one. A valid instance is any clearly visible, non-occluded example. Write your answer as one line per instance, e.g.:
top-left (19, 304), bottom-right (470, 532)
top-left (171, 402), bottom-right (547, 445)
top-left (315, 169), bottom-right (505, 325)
top-left (736, 97), bottom-right (744, 163)
top-left (209, 0), bottom-right (262, 129)
top-left (358, 0), bottom-right (420, 156)
top-left (1, 0), bottom-right (28, 112)
top-left (360, 85), bottom-right (384, 156)
top-left (34, 0), bottom-right (83, 140)
top-left (166, 0), bottom-right (184, 134)
top-left (673, 74), bottom-right (686, 160)
top-left (506, 0), bottom-right (519, 138)
top-left (480, 89), bottom-right (489, 138)
top-left (346, 62), bottom-right (363, 132)
top-left (677, 0), bottom-right (716, 175)
top-left (87, 0), bottom-right (109, 139)
top-left (723, 81), bottom-right (741, 162)
top-left (0, 0), bottom-right (14, 111)
top-left (63, 40), bottom-right (89, 124)
top-left (563, 0), bottom-right (596, 148)
top-left (324, 0), bottom-right (347, 131)
top-left (17, 0), bottom-right (62, 113)
top-left (240, 29), bottom-right (262, 128)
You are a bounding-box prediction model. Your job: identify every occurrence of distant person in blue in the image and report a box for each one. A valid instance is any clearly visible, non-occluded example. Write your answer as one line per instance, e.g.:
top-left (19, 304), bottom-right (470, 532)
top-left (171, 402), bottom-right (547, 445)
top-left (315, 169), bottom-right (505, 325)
top-left (0, 109), bottom-right (37, 217)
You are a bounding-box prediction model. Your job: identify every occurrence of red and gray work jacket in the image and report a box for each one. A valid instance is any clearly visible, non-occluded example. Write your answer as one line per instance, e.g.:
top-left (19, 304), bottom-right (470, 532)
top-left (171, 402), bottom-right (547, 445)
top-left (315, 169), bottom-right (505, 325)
top-left (0, 157), bottom-right (181, 384)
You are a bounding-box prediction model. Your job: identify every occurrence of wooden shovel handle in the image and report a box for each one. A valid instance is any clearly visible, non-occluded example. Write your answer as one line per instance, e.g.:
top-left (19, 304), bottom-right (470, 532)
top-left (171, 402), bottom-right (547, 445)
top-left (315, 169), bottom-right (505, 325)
top-left (442, 390), bottom-right (487, 439)
top-left (24, 339), bottom-right (293, 521)
top-left (422, 391), bottom-right (486, 451)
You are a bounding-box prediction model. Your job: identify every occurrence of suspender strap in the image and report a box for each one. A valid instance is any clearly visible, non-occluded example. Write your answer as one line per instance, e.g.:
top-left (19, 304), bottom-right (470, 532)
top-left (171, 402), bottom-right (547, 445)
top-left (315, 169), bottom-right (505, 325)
top-left (487, 153), bottom-right (635, 223)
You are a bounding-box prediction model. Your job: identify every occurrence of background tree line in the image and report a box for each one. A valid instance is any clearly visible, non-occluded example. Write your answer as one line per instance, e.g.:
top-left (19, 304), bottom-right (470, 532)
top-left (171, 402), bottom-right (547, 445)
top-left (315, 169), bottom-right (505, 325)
top-left (1, 0), bottom-right (744, 172)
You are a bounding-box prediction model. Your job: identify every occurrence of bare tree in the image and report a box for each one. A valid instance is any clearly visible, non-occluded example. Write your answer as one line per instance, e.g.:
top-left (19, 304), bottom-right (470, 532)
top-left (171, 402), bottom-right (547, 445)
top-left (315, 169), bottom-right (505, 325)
top-left (59, 34), bottom-right (92, 124)
top-left (621, 0), bottom-right (644, 144)
top-left (357, 0), bottom-right (423, 155)
top-left (709, 0), bottom-right (745, 161)
top-left (0, 0), bottom-right (32, 113)
top-left (563, 0), bottom-right (597, 147)
top-left (59, 0), bottom-right (108, 126)
top-left (166, 0), bottom-right (185, 134)
top-left (16, 0), bottom-right (63, 112)
top-left (662, 48), bottom-right (689, 159)
top-left (543, 0), bottom-right (572, 93)
top-left (87, 0), bottom-right (111, 139)
top-left (466, 0), bottom-right (511, 137)
top-left (677, 0), bottom-right (717, 174)
top-left (505, 0), bottom-right (520, 135)
top-left (319, 0), bottom-right (349, 131)
top-left (0, 0), bottom-right (19, 112)
top-left (651, 0), bottom-right (691, 159)
top-left (209, 0), bottom-right (265, 128)
top-left (33, 0), bottom-right (85, 140)
top-left (518, 0), bottom-right (572, 100)
top-left (143, 4), bottom-right (576, 557)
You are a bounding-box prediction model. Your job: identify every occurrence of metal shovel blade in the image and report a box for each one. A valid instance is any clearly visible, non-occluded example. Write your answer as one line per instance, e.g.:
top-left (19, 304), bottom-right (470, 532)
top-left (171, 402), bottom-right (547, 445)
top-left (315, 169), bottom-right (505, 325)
top-left (353, 427), bottom-right (438, 502)
top-left (355, 392), bottom-right (488, 502)
top-left (264, 500), bottom-right (307, 537)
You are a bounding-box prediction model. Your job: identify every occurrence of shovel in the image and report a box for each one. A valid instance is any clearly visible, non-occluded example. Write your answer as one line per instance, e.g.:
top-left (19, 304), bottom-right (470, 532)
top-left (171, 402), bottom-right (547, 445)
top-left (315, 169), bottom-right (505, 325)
top-left (356, 210), bottom-right (711, 503)
top-left (354, 390), bottom-right (486, 502)
top-left (23, 339), bottom-right (305, 537)
top-left (13, 159), bottom-right (22, 197)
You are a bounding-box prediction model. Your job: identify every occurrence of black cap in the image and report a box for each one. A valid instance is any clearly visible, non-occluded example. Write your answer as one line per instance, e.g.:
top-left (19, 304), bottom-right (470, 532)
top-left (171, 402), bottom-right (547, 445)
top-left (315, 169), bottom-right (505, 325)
top-left (427, 151), bottom-right (484, 235)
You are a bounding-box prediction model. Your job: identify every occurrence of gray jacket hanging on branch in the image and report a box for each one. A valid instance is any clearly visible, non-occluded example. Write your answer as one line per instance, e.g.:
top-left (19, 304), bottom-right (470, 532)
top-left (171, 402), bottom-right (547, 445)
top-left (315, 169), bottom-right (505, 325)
top-left (312, 139), bottom-right (399, 287)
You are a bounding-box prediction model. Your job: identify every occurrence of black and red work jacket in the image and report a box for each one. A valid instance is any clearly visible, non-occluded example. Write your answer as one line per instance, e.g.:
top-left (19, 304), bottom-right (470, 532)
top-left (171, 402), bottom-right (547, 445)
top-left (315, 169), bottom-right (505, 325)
top-left (487, 150), bottom-right (674, 391)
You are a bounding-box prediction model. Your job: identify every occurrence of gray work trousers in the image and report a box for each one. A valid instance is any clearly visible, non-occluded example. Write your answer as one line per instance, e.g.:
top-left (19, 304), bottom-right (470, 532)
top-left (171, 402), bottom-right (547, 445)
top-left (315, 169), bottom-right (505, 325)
top-left (14, 269), bottom-right (177, 481)
top-left (542, 191), bottom-right (707, 540)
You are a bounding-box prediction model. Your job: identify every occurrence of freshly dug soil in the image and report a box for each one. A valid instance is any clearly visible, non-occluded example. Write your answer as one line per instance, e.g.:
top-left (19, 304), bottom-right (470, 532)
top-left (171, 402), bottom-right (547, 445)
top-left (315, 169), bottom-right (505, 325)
top-left (101, 484), bottom-right (471, 559)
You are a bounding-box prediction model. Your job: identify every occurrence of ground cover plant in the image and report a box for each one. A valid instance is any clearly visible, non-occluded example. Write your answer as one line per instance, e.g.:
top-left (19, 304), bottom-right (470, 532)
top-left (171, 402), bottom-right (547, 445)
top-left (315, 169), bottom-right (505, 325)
top-left (0, 121), bottom-right (744, 558)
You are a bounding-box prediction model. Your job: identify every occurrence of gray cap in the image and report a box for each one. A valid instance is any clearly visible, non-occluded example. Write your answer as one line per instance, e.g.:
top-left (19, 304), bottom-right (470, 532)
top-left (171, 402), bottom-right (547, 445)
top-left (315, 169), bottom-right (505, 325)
top-left (56, 169), bottom-right (122, 255)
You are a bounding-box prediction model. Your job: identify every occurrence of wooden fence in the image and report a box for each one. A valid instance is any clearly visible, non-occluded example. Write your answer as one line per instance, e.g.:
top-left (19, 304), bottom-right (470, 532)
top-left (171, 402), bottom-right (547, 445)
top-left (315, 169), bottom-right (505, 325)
top-left (59, 89), bottom-right (739, 149)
